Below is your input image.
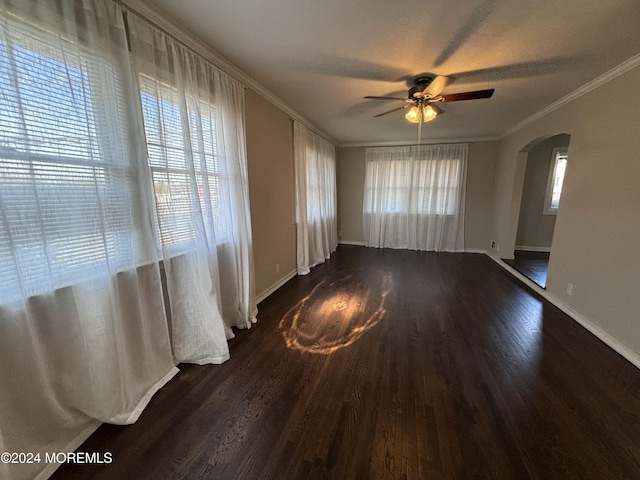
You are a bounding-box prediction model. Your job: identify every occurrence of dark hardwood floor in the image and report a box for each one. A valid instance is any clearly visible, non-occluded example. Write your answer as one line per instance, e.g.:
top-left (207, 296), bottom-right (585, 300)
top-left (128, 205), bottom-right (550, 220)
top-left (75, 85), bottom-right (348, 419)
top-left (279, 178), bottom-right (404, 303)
top-left (504, 250), bottom-right (550, 288)
top-left (51, 246), bottom-right (640, 480)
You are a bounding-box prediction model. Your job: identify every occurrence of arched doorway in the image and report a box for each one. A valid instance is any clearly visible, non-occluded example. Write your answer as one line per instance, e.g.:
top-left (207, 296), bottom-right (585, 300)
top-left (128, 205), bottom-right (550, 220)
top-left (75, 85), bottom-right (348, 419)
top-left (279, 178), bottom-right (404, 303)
top-left (503, 133), bottom-right (570, 287)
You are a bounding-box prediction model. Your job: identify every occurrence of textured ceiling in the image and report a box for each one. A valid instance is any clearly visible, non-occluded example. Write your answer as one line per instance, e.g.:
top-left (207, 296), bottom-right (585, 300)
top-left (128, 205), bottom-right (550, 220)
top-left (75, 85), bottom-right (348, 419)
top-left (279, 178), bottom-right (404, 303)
top-left (140, 0), bottom-right (640, 145)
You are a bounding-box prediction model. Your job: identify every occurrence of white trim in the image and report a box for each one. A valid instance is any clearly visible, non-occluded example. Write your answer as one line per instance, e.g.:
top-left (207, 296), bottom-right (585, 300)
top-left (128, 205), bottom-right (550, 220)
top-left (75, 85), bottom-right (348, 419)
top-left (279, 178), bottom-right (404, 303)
top-left (339, 240), bottom-right (366, 246)
top-left (501, 53), bottom-right (640, 139)
top-left (339, 136), bottom-right (499, 148)
top-left (515, 245), bottom-right (552, 253)
top-left (464, 248), bottom-right (487, 254)
top-left (255, 269), bottom-right (297, 304)
top-left (487, 254), bottom-right (640, 370)
top-left (120, 0), bottom-right (336, 145)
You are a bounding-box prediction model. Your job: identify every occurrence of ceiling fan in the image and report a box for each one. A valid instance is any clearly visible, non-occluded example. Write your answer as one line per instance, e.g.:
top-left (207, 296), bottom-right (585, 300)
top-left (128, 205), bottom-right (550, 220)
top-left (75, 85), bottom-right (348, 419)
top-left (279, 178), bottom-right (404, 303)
top-left (364, 75), bottom-right (494, 123)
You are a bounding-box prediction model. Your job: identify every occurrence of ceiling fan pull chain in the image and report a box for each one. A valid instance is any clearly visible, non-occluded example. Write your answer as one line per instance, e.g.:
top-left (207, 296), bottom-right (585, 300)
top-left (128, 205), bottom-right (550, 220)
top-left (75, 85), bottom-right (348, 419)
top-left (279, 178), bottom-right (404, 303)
top-left (417, 106), bottom-right (423, 147)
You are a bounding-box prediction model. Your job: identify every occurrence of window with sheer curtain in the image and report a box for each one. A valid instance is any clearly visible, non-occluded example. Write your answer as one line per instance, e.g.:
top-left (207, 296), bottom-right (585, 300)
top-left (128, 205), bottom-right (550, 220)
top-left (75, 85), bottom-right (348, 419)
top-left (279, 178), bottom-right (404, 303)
top-left (363, 144), bottom-right (468, 252)
top-left (0, 18), bottom-right (140, 303)
top-left (138, 74), bottom-right (229, 254)
top-left (127, 12), bottom-right (257, 363)
top-left (293, 121), bottom-right (337, 275)
top-left (0, 2), bottom-right (256, 480)
top-left (0, 3), bottom-right (178, 480)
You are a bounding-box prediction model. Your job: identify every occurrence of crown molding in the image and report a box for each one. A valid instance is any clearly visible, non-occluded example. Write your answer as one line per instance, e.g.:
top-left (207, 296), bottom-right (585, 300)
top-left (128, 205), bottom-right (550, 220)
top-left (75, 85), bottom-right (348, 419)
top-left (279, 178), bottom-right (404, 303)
top-left (500, 52), bottom-right (640, 139)
top-left (120, 0), bottom-right (337, 145)
top-left (338, 135), bottom-right (500, 148)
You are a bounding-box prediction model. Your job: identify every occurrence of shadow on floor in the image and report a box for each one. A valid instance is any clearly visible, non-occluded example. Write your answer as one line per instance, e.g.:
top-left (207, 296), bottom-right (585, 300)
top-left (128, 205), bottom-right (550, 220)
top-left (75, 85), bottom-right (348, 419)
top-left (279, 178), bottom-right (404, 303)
top-left (503, 250), bottom-right (550, 288)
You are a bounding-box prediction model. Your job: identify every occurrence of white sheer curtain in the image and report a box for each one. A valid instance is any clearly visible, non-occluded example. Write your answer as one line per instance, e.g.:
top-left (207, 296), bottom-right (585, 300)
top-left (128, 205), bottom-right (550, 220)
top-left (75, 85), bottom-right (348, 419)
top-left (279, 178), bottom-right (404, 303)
top-left (293, 121), bottom-right (337, 275)
top-left (363, 143), bottom-right (467, 252)
top-left (127, 13), bottom-right (257, 365)
top-left (0, 2), bottom-right (177, 480)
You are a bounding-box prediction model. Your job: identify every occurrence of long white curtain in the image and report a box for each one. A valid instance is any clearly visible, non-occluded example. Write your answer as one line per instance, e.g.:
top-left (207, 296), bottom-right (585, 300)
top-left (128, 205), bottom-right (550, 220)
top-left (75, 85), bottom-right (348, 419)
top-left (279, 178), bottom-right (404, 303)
top-left (0, 2), bottom-right (258, 479)
top-left (0, 2), bottom-right (178, 480)
top-left (127, 13), bottom-right (257, 364)
top-left (293, 122), bottom-right (337, 275)
top-left (363, 143), bottom-right (467, 252)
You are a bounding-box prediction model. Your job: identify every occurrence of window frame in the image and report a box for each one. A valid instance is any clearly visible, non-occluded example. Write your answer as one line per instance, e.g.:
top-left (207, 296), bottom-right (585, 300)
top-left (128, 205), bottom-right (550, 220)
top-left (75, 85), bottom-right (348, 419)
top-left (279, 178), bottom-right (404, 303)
top-left (543, 147), bottom-right (568, 215)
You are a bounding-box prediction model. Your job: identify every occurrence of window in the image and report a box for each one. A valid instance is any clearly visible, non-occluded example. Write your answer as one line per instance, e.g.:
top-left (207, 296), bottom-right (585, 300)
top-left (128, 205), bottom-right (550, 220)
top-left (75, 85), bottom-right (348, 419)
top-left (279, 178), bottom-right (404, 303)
top-left (363, 144), bottom-right (468, 251)
top-left (364, 156), bottom-right (462, 215)
top-left (138, 74), bottom-right (228, 255)
top-left (293, 121), bottom-right (337, 274)
top-left (364, 157), bottom-right (412, 213)
top-left (544, 148), bottom-right (568, 214)
top-left (304, 145), bottom-right (335, 220)
top-left (409, 157), bottom-right (462, 215)
top-left (0, 19), bottom-right (137, 302)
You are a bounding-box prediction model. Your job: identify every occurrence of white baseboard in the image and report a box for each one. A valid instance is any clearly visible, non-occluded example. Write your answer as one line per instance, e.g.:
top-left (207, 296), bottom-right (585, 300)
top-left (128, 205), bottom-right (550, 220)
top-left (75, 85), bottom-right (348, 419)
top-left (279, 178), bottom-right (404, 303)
top-left (338, 244), bottom-right (487, 254)
top-left (339, 240), bottom-right (366, 246)
top-left (255, 269), bottom-right (297, 304)
top-left (515, 245), bottom-right (552, 253)
top-left (487, 254), bottom-right (640, 370)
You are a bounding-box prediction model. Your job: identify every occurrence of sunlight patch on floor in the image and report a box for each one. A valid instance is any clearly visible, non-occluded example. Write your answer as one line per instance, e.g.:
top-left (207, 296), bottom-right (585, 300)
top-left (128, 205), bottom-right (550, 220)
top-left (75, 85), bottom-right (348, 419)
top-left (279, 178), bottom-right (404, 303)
top-left (279, 271), bottom-right (393, 354)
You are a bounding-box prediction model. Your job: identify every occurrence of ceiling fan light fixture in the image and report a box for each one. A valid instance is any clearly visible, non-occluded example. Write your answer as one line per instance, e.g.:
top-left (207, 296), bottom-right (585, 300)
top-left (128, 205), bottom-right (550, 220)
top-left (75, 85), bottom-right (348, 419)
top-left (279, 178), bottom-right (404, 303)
top-left (367, 75), bottom-right (493, 126)
top-left (405, 106), bottom-right (421, 123)
top-left (422, 104), bottom-right (437, 122)
top-left (405, 104), bottom-right (438, 123)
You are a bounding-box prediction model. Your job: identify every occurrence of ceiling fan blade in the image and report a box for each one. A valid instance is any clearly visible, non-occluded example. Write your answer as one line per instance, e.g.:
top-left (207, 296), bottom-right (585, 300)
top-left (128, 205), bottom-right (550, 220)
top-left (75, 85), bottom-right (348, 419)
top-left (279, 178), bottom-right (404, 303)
top-left (439, 89), bottom-right (495, 102)
top-left (421, 75), bottom-right (452, 98)
top-left (364, 95), bottom-right (410, 101)
top-left (373, 105), bottom-right (409, 117)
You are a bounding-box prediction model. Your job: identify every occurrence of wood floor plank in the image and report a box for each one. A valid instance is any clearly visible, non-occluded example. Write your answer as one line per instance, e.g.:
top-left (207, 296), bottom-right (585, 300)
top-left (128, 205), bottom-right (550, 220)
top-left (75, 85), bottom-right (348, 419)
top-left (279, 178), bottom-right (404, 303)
top-left (50, 246), bottom-right (640, 480)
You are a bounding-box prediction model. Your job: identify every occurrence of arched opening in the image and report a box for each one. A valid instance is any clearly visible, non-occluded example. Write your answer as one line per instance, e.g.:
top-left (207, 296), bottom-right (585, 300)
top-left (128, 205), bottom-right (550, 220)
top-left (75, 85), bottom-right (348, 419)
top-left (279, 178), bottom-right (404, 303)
top-left (503, 133), bottom-right (571, 287)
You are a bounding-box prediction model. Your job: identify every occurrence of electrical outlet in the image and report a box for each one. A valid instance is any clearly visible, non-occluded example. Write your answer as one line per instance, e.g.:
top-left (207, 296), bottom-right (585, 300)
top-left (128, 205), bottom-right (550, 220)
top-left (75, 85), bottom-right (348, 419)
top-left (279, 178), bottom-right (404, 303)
top-left (276, 263), bottom-right (280, 273)
top-left (566, 283), bottom-right (574, 295)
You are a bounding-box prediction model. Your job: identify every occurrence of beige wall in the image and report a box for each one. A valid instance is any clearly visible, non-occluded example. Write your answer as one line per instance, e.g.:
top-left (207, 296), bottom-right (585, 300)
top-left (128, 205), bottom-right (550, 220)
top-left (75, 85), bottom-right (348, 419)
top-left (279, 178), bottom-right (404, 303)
top-left (489, 66), bottom-right (640, 358)
top-left (465, 142), bottom-right (499, 250)
top-left (245, 89), bottom-right (296, 299)
top-left (337, 147), bottom-right (366, 244)
top-left (337, 141), bottom-right (498, 251)
top-left (515, 134), bottom-right (570, 249)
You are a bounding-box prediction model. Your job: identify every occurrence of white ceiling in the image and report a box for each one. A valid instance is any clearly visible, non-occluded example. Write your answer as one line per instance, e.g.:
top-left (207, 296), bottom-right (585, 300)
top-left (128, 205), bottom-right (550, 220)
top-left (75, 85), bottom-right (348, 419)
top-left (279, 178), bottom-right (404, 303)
top-left (140, 0), bottom-right (640, 145)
